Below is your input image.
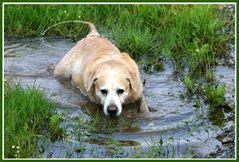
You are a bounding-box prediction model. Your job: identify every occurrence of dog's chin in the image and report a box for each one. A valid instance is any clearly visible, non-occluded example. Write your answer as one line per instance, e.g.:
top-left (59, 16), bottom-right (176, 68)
top-left (108, 113), bottom-right (119, 118)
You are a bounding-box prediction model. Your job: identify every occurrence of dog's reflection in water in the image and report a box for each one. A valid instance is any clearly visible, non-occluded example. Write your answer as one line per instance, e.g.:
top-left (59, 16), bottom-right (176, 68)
top-left (78, 102), bottom-right (142, 133)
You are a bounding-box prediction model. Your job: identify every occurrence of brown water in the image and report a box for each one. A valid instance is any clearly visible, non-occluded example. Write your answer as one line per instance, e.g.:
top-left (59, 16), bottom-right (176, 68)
top-left (4, 38), bottom-right (235, 158)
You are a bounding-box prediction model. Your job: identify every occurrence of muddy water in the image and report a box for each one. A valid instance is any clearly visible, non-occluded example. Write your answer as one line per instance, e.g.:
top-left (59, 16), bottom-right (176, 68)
top-left (4, 38), bottom-right (235, 158)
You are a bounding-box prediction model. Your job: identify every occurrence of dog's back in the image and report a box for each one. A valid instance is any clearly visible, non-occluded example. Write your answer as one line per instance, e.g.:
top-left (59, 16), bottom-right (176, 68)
top-left (54, 22), bottom-right (120, 79)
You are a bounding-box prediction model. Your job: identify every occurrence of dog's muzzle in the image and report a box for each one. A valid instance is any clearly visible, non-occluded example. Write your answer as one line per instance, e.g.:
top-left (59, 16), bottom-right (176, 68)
top-left (107, 104), bottom-right (118, 116)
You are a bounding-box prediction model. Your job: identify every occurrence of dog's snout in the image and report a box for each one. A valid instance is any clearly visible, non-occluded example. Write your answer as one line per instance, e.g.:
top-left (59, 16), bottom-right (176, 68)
top-left (107, 104), bottom-right (118, 116)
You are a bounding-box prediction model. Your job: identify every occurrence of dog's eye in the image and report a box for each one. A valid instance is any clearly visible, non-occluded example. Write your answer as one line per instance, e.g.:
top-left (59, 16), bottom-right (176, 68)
top-left (100, 89), bottom-right (108, 95)
top-left (117, 89), bottom-right (124, 95)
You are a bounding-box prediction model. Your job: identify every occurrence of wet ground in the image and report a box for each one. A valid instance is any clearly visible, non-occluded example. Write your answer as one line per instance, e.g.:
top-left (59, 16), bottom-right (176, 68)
top-left (4, 38), bottom-right (235, 158)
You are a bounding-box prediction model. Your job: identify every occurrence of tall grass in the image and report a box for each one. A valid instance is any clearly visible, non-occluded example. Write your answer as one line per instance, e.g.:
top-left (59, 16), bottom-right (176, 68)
top-left (4, 4), bottom-right (234, 158)
top-left (4, 4), bottom-right (233, 72)
top-left (4, 81), bottom-right (57, 158)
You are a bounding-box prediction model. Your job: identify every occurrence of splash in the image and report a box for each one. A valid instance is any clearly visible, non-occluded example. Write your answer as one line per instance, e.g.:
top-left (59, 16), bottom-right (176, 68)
top-left (39, 20), bottom-right (89, 50)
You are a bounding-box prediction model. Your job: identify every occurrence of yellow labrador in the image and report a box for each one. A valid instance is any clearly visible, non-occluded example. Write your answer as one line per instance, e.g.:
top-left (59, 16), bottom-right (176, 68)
top-left (54, 22), bottom-right (149, 116)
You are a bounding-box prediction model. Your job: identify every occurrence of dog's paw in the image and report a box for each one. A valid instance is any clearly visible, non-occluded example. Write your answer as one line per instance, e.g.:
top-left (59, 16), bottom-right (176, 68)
top-left (47, 62), bottom-right (55, 74)
top-left (139, 96), bottom-right (149, 113)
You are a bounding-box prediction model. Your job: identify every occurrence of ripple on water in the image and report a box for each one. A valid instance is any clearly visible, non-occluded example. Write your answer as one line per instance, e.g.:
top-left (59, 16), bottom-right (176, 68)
top-left (4, 38), bottom-right (235, 158)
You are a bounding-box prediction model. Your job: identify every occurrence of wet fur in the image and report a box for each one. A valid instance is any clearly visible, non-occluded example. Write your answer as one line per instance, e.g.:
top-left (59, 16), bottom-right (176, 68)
top-left (53, 22), bottom-right (149, 115)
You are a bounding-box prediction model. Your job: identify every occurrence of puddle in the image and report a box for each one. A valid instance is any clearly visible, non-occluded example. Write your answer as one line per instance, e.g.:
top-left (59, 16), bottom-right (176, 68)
top-left (4, 38), bottom-right (235, 158)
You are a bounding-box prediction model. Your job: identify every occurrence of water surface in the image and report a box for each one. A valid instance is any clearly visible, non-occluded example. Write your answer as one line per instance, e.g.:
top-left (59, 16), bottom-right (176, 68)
top-left (4, 38), bottom-right (235, 158)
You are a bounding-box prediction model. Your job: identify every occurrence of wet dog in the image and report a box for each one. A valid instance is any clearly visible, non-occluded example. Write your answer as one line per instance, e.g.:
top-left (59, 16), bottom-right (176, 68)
top-left (54, 22), bottom-right (149, 116)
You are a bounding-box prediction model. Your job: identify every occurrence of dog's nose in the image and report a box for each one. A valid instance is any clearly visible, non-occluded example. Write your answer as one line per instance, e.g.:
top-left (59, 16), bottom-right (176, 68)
top-left (107, 104), bottom-right (118, 116)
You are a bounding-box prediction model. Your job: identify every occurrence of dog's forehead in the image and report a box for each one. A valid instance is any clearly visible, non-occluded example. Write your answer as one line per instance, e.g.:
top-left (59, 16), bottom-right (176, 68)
top-left (103, 77), bottom-right (124, 89)
top-left (99, 72), bottom-right (127, 90)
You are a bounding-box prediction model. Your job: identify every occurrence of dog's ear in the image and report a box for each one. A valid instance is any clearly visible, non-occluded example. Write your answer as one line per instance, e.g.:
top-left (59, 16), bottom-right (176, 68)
top-left (121, 52), bottom-right (140, 92)
top-left (85, 70), bottom-right (98, 92)
top-left (127, 71), bottom-right (139, 92)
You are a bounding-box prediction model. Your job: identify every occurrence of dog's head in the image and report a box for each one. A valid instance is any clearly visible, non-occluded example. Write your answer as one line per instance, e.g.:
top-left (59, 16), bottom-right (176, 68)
top-left (85, 59), bottom-right (140, 117)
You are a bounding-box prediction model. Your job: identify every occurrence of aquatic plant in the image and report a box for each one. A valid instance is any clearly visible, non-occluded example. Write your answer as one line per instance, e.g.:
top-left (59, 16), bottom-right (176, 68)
top-left (105, 138), bottom-right (127, 158)
top-left (205, 84), bottom-right (226, 107)
top-left (183, 76), bottom-right (193, 93)
top-left (49, 114), bottom-right (64, 142)
top-left (132, 139), bottom-right (169, 158)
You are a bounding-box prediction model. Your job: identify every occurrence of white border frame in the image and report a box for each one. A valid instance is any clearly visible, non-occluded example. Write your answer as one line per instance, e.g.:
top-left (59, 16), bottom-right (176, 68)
top-left (2, 2), bottom-right (237, 160)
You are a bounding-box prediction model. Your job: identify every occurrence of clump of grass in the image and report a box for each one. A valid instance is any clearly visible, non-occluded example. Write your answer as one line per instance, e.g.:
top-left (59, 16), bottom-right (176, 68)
top-left (105, 138), bottom-right (127, 158)
top-left (75, 111), bottom-right (120, 140)
top-left (49, 114), bottom-right (64, 142)
top-left (188, 42), bottom-right (214, 76)
top-left (205, 84), bottom-right (226, 108)
top-left (4, 81), bottom-right (59, 158)
top-left (132, 139), bottom-right (166, 158)
top-left (75, 112), bottom-right (100, 139)
top-left (205, 84), bottom-right (227, 126)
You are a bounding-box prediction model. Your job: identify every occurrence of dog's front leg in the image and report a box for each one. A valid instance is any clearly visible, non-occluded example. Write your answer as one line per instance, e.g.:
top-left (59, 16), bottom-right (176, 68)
top-left (139, 95), bottom-right (149, 113)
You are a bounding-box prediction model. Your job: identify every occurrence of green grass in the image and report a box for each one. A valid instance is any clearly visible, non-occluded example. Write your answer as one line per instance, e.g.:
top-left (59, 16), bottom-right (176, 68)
top-left (206, 84), bottom-right (228, 127)
top-left (183, 76), bottom-right (193, 94)
top-left (4, 4), bottom-right (234, 73)
top-left (205, 84), bottom-right (226, 108)
top-left (132, 139), bottom-right (165, 158)
top-left (4, 4), bottom-right (234, 158)
top-left (4, 81), bottom-right (60, 158)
